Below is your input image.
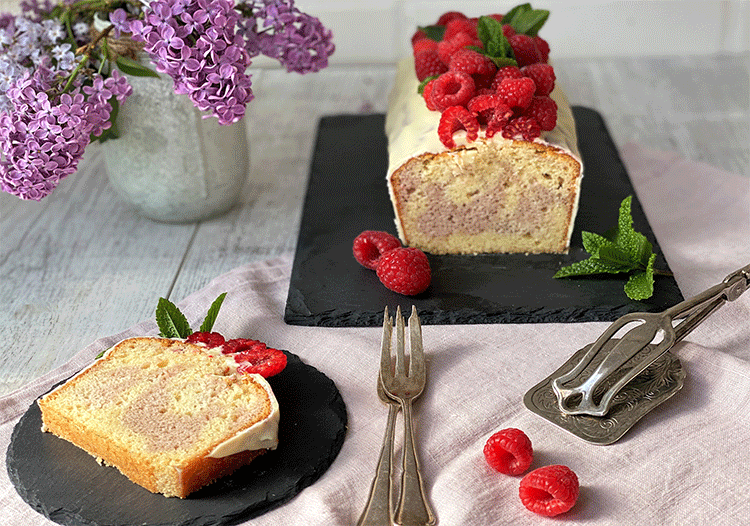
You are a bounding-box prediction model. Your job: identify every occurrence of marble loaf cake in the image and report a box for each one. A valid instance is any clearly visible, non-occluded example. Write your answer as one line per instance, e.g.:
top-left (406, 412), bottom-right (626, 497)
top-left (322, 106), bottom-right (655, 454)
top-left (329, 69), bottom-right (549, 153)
top-left (38, 337), bottom-right (280, 498)
top-left (386, 10), bottom-right (583, 255)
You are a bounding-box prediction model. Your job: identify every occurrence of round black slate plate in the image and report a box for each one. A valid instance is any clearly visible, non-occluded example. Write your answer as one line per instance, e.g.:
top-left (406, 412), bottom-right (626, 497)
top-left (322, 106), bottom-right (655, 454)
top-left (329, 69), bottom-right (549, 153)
top-left (7, 351), bottom-right (347, 526)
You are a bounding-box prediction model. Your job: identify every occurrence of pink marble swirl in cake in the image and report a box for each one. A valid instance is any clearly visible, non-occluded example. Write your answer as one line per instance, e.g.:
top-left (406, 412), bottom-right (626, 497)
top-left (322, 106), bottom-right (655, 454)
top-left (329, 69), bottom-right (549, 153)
top-left (386, 57), bottom-right (583, 255)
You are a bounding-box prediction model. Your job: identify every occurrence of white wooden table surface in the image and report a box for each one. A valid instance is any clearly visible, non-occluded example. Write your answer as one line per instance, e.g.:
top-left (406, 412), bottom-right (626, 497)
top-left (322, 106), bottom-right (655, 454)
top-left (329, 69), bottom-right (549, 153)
top-left (1, 54), bottom-right (748, 397)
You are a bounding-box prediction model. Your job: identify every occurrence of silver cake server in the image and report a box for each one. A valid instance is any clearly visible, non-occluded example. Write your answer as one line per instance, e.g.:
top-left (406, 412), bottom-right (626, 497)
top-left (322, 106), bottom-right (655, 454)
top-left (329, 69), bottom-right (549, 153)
top-left (524, 263), bottom-right (750, 444)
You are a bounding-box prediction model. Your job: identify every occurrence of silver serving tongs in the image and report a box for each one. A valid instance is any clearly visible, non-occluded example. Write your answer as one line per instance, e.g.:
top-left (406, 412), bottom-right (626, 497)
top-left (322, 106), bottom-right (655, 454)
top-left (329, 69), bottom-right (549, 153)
top-left (552, 263), bottom-right (750, 417)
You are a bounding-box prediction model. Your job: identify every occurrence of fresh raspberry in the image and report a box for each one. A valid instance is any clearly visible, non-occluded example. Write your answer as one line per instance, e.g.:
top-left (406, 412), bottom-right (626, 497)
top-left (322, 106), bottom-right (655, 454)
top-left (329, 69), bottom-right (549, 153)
top-left (437, 32), bottom-right (481, 65)
top-left (467, 93), bottom-right (499, 122)
top-left (467, 92), bottom-right (511, 117)
top-left (443, 17), bottom-right (477, 41)
top-left (230, 340), bottom-right (288, 378)
top-left (502, 24), bottom-right (516, 39)
top-left (353, 230), bottom-right (402, 270)
top-left (186, 331), bottom-right (226, 348)
top-left (413, 37), bottom-right (437, 56)
top-left (490, 65), bottom-right (524, 91)
top-left (414, 49), bottom-right (448, 81)
top-left (429, 71), bottom-right (476, 111)
top-left (375, 247), bottom-right (431, 296)
top-left (436, 11), bottom-right (467, 26)
top-left (221, 337), bottom-right (265, 355)
top-left (438, 105), bottom-right (479, 148)
top-left (534, 36), bottom-right (550, 63)
top-left (467, 93), bottom-right (512, 136)
top-left (483, 428), bottom-right (533, 475)
top-left (508, 34), bottom-right (541, 67)
top-left (449, 48), bottom-right (497, 90)
top-left (422, 79), bottom-right (438, 111)
top-left (524, 96), bottom-right (557, 131)
top-left (496, 77), bottom-right (535, 110)
top-left (519, 465), bottom-right (579, 517)
top-left (503, 115), bottom-right (541, 141)
top-left (488, 14), bottom-right (504, 23)
top-left (411, 29), bottom-right (428, 46)
top-left (521, 63), bottom-right (555, 96)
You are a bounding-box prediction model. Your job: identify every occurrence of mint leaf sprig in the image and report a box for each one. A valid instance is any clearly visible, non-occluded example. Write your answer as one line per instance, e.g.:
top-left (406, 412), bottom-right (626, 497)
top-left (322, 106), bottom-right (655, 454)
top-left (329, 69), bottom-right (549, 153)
top-left (470, 5), bottom-right (549, 68)
top-left (502, 3), bottom-right (550, 37)
top-left (470, 16), bottom-right (518, 68)
top-left (554, 196), bottom-right (671, 300)
top-left (156, 292), bottom-right (227, 338)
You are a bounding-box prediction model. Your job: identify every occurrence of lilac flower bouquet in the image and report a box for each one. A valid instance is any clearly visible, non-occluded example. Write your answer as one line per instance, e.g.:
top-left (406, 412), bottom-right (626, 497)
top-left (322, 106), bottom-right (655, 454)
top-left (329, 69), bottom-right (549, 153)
top-left (0, 0), bottom-right (334, 201)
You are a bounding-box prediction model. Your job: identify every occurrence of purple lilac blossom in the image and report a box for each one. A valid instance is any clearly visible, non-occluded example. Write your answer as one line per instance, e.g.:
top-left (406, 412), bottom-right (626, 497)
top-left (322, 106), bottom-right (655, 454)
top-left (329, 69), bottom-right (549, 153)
top-left (0, 16), bottom-right (73, 113)
top-left (0, 13), bottom-right (15, 30)
top-left (240, 0), bottom-right (334, 74)
top-left (72, 21), bottom-right (89, 43)
top-left (109, 9), bottom-right (130, 39)
top-left (0, 68), bottom-right (132, 200)
top-left (130, 0), bottom-right (254, 125)
top-left (19, 0), bottom-right (55, 22)
top-left (1, 0), bottom-right (334, 200)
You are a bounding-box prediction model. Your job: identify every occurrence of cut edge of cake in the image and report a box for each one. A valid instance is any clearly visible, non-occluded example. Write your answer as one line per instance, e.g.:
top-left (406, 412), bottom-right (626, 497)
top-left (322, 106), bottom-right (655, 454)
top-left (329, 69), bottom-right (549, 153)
top-left (38, 337), bottom-right (280, 498)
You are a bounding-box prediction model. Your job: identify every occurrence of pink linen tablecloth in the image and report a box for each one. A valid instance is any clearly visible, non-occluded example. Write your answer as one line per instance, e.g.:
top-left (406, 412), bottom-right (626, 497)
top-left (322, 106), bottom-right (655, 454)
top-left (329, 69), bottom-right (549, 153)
top-left (1, 143), bottom-right (749, 525)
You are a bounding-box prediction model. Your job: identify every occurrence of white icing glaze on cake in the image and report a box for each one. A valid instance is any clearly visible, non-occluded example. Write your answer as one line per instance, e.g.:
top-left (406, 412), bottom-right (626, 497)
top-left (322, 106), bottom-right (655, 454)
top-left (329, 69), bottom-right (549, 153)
top-left (207, 373), bottom-right (279, 457)
top-left (385, 57), bottom-right (583, 248)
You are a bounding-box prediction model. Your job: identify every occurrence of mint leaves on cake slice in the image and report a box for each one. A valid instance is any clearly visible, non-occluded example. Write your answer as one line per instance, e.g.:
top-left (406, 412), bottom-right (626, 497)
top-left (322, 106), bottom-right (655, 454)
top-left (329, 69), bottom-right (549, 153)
top-left (156, 292), bottom-right (226, 338)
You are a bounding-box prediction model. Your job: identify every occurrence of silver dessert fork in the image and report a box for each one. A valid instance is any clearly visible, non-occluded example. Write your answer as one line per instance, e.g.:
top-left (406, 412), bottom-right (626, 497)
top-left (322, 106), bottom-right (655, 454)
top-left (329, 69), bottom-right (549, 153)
top-left (380, 306), bottom-right (436, 526)
top-left (356, 312), bottom-right (400, 526)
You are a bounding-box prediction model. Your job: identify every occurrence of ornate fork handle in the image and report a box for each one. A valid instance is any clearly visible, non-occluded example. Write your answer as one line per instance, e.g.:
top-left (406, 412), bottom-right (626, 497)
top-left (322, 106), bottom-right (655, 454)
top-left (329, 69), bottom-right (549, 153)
top-left (356, 400), bottom-right (399, 526)
top-left (395, 397), bottom-right (435, 526)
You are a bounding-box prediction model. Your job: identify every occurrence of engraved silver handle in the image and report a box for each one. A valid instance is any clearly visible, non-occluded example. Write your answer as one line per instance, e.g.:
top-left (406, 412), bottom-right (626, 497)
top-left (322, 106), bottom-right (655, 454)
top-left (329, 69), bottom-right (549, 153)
top-left (394, 399), bottom-right (436, 526)
top-left (357, 402), bottom-right (398, 526)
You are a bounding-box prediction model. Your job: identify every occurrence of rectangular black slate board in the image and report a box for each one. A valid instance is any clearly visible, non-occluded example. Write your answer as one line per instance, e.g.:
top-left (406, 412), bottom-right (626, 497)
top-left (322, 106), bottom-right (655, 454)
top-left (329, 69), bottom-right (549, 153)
top-left (284, 108), bottom-right (683, 327)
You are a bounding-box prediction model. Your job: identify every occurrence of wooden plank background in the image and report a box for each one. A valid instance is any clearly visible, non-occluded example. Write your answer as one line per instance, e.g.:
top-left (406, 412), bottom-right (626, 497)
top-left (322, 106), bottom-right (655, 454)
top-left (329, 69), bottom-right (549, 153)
top-left (1, 54), bottom-right (747, 396)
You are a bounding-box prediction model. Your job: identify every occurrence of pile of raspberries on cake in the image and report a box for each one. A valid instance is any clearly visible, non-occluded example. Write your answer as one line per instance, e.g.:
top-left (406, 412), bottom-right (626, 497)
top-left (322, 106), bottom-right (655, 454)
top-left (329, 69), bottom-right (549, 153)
top-left (413, 11), bottom-right (557, 148)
